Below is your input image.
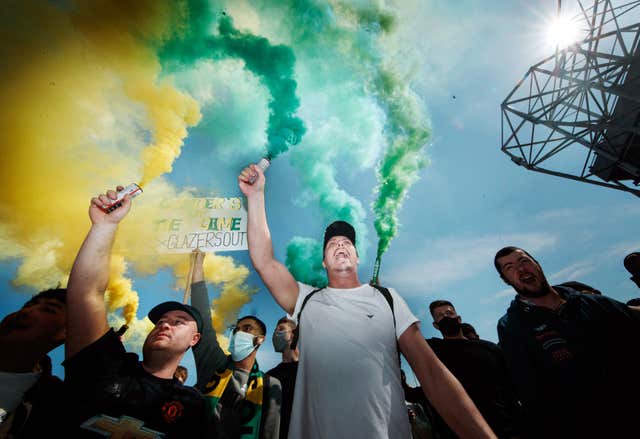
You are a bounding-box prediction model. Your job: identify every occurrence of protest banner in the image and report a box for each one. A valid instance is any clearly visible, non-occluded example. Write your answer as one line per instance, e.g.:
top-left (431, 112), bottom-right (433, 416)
top-left (155, 197), bottom-right (247, 253)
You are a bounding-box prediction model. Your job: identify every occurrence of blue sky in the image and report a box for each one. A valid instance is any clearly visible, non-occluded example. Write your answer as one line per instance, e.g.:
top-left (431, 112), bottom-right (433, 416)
top-left (2, 0), bottom-right (639, 385)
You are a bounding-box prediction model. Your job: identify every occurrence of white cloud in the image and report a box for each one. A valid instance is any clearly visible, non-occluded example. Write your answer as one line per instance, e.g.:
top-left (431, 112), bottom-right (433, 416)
top-left (384, 232), bottom-right (557, 296)
top-left (603, 240), bottom-right (640, 260)
top-left (549, 260), bottom-right (596, 283)
top-left (485, 287), bottom-right (516, 302)
top-left (533, 206), bottom-right (594, 222)
top-left (548, 240), bottom-right (640, 284)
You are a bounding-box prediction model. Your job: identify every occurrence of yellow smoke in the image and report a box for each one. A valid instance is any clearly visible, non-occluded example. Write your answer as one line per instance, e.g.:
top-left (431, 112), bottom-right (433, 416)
top-left (105, 255), bottom-right (139, 323)
top-left (67, 0), bottom-right (202, 186)
top-left (0, 0), bottom-right (254, 336)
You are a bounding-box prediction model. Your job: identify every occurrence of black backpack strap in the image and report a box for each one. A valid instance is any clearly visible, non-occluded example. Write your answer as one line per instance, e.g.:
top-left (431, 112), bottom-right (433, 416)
top-left (371, 284), bottom-right (401, 365)
top-left (371, 284), bottom-right (396, 329)
top-left (290, 287), bottom-right (325, 350)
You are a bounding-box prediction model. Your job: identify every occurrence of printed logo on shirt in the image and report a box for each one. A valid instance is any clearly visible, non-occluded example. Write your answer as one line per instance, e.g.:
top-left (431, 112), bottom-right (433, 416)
top-left (534, 329), bottom-right (574, 364)
top-left (161, 400), bottom-right (184, 424)
top-left (367, 314), bottom-right (374, 318)
top-left (81, 414), bottom-right (164, 438)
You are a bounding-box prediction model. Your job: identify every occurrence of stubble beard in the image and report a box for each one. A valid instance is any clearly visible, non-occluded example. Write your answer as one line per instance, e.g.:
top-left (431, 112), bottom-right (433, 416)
top-left (515, 275), bottom-right (552, 298)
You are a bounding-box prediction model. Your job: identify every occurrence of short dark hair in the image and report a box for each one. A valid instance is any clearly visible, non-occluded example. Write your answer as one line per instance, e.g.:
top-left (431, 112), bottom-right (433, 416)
top-left (25, 288), bottom-right (67, 307)
top-left (429, 300), bottom-right (454, 316)
top-left (237, 315), bottom-right (267, 336)
top-left (624, 252), bottom-right (640, 273)
top-left (276, 316), bottom-right (296, 330)
top-left (494, 246), bottom-right (541, 281)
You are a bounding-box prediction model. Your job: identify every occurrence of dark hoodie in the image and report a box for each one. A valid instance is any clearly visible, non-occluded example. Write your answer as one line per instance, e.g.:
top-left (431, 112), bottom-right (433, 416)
top-left (0, 355), bottom-right (66, 438)
top-left (497, 286), bottom-right (640, 438)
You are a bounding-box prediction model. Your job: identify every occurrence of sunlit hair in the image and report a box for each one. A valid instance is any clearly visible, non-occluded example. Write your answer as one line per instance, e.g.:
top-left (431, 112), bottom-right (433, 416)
top-left (277, 316), bottom-right (296, 331)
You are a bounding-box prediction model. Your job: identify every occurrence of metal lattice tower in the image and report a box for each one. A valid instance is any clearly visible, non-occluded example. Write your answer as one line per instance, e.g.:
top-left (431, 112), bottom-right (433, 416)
top-left (501, 0), bottom-right (640, 197)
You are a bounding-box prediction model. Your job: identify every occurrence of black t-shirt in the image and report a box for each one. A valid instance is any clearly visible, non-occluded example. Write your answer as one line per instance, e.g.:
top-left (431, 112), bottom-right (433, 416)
top-left (427, 338), bottom-right (521, 438)
top-left (266, 361), bottom-right (298, 439)
top-left (64, 329), bottom-right (213, 438)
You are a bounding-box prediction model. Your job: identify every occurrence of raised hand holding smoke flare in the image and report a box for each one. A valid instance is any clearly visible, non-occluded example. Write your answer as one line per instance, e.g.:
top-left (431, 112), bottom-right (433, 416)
top-left (99, 183), bottom-right (143, 213)
top-left (248, 157), bottom-right (270, 184)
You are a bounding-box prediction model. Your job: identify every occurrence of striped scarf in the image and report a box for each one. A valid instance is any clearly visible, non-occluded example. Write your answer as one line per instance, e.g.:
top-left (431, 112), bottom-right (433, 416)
top-left (205, 361), bottom-right (264, 439)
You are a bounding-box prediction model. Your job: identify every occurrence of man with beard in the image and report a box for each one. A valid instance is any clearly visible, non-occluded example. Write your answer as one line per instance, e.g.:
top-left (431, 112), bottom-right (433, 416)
top-left (494, 246), bottom-right (640, 439)
top-left (427, 300), bottom-right (522, 439)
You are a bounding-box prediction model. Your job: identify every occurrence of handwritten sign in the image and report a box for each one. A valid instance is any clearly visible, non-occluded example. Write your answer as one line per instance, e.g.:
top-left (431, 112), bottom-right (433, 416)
top-left (155, 197), bottom-right (247, 253)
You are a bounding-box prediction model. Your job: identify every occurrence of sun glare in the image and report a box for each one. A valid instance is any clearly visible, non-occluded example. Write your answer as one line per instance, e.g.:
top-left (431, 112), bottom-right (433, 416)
top-left (547, 16), bottom-right (581, 49)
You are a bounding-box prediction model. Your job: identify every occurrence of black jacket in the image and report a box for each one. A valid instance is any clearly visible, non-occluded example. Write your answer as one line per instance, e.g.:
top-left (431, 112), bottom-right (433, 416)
top-left (0, 356), bottom-right (66, 439)
top-left (497, 287), bottom-right (640, 438)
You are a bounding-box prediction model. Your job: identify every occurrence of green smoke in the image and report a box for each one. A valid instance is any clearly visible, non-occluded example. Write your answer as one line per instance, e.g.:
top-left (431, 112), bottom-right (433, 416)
top-left (257, 0), bottom-right (387, 285)
top-left (250, 1), bottom-right (429, 284)
top-left (285, 237), bottom-right (326, 287)
top-left (372, 70), bottom-right (431, 260)
top-left (157, 0), bottom-right (430, 285)
top-left (159, 1), bottom-right (305, 159)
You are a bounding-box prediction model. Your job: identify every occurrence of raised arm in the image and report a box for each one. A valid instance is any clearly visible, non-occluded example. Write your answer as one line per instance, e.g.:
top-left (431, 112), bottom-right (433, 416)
top-left (66, 186), bottom-right (132, 359)
top-left (399, 323), bottom-right (496, 439)
top-left (238, 164), bottom-right (299, 315)
top-left (190, 250), bottom-right (228, 390)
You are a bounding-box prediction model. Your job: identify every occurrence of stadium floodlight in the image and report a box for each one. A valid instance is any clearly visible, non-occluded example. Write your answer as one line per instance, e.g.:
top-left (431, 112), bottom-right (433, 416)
top-left (501, 0), bottom-right (640, 197)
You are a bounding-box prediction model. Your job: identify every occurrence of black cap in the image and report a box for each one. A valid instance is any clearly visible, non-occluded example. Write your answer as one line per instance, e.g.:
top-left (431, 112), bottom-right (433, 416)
top-left (148, 301), bottom-right (204, 333)
top-left (323, 220), bottom-right (356, 250)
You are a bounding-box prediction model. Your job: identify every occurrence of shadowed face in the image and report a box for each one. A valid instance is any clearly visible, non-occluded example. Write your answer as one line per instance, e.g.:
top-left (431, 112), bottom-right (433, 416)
top-left (0, 297), bottom-right (66, 350)
top-left (143, 310), bottom-right (200, 357)
top-left (275, 322), bottom-right (294, 341)
top-left (431, 304), bottom-right (462, 336)
top-left (497, 249), bottom-right (551, 298)
top-left (431, 304), bottom-right (459, 324)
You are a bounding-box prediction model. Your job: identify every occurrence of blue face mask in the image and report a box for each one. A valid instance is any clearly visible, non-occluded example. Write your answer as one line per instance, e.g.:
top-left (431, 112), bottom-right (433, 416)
top-left (229, 330), bottom-right (258, 361)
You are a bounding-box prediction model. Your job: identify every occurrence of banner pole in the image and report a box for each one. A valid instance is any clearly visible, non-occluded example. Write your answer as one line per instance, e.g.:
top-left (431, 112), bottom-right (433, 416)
top-left (183, 251), bottom-right (197, 304)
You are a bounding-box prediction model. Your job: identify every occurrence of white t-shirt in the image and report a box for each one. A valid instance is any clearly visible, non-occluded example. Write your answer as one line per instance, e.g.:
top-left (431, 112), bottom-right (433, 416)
top-left (288, 283), bottom-right (418, 439)
top-left (0, 370), bottom-right (40, 414)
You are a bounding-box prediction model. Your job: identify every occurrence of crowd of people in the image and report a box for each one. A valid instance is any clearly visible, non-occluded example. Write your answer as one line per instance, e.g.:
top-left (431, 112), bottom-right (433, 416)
top-left (0, 166), bottom-right (639, 438)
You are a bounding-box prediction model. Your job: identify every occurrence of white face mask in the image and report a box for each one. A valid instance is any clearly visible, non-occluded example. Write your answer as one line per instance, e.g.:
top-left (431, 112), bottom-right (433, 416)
top-left (228, 330), bottom-right (257, 361)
